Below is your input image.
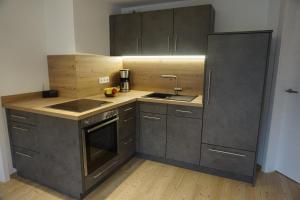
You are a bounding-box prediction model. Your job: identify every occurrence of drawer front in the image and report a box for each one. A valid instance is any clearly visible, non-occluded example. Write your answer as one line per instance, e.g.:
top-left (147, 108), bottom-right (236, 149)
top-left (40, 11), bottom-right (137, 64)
top-left (10, 122), bottom-right (37, 151)
top-left (8, 110), bottom-right (37, 125)
top-left (119, 113), bottom-right (136, 140)
top-left (119, 135), bottom-right (136, 160)
top-left (140, 102), bottom-right (167, 114)
top-left (200, 144), bottom-right (255, 177)
top-left (168, 105), bottom-right (203, 119)
top-left (13, 147), bottom-right (40, 181)
top-left (119, 102), bottom-right (136, 116)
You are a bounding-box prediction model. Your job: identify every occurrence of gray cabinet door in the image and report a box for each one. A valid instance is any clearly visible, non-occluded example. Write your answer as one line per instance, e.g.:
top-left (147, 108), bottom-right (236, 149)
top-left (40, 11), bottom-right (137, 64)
top-left (110, 13), bottom-right (141, 56)
top-left (166, 116), bottom-right (202, 165)
top-left (37, 115), bottom-right (83, 198)
top-left (202, 32), bottom-right (271, 151)
top-left (140, 112), bottom-right (166, 158)
top-left (173, 5), bottom-right (214, 55)
top-left (141, 9), bottom-right (173, 55)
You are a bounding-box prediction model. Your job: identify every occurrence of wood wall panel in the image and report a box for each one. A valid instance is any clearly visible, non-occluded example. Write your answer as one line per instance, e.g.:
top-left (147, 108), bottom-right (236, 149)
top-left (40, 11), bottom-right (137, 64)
top-left (123, 58), bottom-right (205, 96)
top-left (48, 55), bottom-right (122, 98)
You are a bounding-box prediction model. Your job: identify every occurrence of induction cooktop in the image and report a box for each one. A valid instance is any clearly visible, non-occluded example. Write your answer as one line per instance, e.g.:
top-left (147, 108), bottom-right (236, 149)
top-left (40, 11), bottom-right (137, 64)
top-left (47, 99), bottom-right (111, 113)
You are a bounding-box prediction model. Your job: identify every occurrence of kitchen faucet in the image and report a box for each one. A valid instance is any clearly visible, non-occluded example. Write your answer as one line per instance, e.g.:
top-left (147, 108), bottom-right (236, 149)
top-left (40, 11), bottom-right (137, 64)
top-left (160, 74), bottom-right (182, 95)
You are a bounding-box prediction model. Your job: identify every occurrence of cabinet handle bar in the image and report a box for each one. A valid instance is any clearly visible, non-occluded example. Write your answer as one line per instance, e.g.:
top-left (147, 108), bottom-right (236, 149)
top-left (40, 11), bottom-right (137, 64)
top-left (11, 115), bottom-right (27, 120)
top-left (12, 126), bottom-right (28, 132)
top-left (175, 109), bottom-right (192, 114)
top-left (15, 152), bottom-right (32, 159)
top-left (208, 148), bottom-right (246, 157)
top-left (143, 116), bottom-right (161, 120)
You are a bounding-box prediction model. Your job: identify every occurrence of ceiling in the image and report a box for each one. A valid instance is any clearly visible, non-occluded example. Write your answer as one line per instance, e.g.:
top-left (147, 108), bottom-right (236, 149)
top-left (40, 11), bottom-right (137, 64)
top-left (106, 0), bottom-right (183, 8)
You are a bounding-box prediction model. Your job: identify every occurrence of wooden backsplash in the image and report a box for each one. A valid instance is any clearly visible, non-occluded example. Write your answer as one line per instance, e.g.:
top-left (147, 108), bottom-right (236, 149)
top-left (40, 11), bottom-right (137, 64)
top-left (48, 55), bottom-right (122, 98)
top-left (123, 57), bottom-right (205, 96)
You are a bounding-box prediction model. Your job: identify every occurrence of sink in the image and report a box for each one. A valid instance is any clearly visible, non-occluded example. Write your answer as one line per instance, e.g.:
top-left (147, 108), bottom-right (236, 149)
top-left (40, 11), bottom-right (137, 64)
top-left (143, 93), bottom-right (197, 102)
top-left (143, 93), bottom-right (173, 99)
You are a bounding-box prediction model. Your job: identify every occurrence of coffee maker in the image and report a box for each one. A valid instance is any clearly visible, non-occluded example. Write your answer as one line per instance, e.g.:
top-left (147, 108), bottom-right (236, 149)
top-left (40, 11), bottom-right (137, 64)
top-left (120, 69), bottom-right (130, 92)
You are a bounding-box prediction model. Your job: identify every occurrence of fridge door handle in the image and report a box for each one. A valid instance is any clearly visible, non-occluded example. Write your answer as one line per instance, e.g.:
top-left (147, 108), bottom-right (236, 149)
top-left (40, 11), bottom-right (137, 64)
top-left (206, 69), bottom-right (212, 105)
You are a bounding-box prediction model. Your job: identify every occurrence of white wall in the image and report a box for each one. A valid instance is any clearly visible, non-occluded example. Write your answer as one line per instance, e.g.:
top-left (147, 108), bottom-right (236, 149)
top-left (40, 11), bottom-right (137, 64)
top-left (73, 0), bottom-right (116, 55)
top-left (121, 0), bottom-right (270, 32)
top-left (45, 0), bottom-right (76, 54)
top-left (262, 0), bottom-right (300, 182)
top-left (0, 0), bottom-right (49, 182)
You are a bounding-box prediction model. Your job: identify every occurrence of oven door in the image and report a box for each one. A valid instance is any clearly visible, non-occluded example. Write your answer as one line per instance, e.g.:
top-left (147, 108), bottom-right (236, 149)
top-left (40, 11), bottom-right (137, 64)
top-left (82, 116), bottom-right (119, 176)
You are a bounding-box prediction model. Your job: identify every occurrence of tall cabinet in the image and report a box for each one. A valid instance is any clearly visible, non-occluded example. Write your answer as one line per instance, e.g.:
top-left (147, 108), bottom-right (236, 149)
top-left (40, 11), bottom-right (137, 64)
top-left (200, 31), bottom-right (272, 183)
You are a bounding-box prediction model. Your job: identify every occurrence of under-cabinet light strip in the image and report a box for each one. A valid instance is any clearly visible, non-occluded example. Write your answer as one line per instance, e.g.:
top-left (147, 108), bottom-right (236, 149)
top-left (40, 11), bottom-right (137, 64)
top-left (122, 55), bottom-right (206, 59)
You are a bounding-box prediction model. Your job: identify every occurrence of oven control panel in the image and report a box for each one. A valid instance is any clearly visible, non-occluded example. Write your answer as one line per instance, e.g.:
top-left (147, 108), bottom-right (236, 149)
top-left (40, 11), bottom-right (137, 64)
top-left (81, 110), bottom-right (118, 128)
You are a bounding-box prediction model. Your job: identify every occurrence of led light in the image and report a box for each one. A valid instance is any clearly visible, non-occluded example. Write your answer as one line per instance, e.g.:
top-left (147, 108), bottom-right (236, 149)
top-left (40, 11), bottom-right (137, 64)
top-left (122, 55), bottom-right (206, 60)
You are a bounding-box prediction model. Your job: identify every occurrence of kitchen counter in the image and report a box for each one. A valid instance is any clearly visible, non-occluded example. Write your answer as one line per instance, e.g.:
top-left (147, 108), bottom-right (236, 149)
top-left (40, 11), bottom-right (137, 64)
top-left (2, 90), bottom-right (203, 120)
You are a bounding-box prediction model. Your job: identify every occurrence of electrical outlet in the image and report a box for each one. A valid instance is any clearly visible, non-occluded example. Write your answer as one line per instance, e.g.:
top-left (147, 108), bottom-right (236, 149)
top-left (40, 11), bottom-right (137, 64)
top-left (99, 76), bottom-right (110, 84)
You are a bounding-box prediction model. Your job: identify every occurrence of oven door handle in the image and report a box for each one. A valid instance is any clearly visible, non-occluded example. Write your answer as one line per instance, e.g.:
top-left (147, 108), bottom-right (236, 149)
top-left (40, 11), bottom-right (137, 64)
top-left (86, 117), bottom-right (119, 133)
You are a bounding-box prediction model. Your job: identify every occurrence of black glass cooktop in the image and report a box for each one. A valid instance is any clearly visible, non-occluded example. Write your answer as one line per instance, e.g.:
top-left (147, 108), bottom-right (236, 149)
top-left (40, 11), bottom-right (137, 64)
top-left (47, 99), bottom-right (111, 113)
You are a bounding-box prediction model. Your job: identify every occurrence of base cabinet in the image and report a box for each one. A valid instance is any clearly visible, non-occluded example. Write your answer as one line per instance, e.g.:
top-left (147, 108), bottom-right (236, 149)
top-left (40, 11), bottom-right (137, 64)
top-left (166, 116), bottom-right (202, 165)
top-left (140, 112), bottom-right (167, 158)
top-left (13, 147), bottom-right (40, 182)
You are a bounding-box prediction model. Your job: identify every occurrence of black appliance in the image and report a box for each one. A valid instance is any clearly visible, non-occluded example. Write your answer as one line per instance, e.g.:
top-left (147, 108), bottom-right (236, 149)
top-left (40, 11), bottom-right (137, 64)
top-left (81, 109), bottom-right (119, 187)
top-left (47, 99), bottom-right (110, 112)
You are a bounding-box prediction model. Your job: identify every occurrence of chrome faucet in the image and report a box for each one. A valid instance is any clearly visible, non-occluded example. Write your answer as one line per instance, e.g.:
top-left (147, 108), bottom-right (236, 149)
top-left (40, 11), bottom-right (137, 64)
top-left (160, 74), bottom-right (182, 95)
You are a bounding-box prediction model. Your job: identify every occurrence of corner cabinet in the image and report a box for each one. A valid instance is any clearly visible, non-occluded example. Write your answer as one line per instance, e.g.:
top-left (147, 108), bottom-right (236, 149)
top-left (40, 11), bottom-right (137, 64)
top-left (110, 5), bottom-right (215, 56)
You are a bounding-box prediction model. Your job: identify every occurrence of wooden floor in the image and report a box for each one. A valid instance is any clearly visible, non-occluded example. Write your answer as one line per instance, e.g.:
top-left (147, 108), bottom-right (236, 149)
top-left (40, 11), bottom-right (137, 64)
top-left (0, 158), bottom-right (299, 200)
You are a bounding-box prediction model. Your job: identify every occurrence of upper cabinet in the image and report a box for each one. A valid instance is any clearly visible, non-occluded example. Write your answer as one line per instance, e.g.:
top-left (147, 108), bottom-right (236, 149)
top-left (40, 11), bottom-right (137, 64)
top-left (173, 5), bottom-right (214, 55)
top-left (110, 5), bottom-right (215, 56)
top-left (110, 13), bottom-right (142, 56)
top-left (141, 9), bottom-right (173, 55)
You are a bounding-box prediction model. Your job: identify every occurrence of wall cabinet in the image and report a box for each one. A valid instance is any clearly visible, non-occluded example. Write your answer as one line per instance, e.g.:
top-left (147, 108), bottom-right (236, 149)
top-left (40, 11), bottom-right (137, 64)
top-left (110, 13), bottom-right (142, 56)
top-left (141, 9), bottom-right (174, 55)
top-left (110, 5), bottom-right (215, 56)
top-left (173, 5), bottom-right (214, 55)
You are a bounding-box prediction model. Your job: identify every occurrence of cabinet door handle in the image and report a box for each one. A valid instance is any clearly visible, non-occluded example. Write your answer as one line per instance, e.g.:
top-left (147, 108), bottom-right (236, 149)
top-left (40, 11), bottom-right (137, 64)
top-left (167, 35), bottom-right (170, 53)
top-left (11, 115), bottom-right (27, 120)
top-left (206, 70), bottom-right (213, 105)
top-left (175, 109), bottom-right (192, 114)
top-left (174, 34), bottom-right (178, 52)
top-left (136, 37), bottom-right (139, 54)
top-left (124, 117), bottom-right (134, 123)
top-left (124, 107), bottom-right (133, 112)
top-left (15, 152), bottom-right (32, 159)
top-left (143, 116), bottom-right (161, 120)
top-left (208, 148), bottom-right (246, 157)
top-left (12, 126), bottom-right (29, 132)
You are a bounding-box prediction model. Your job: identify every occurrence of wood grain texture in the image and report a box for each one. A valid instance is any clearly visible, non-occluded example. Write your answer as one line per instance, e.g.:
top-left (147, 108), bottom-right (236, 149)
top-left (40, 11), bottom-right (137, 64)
top-left (0, 158), bottom-right (299, 200)
top-left (1, 92), bottom-right (41, 105)
top-left (2, 91), bottom-right (202, 121)
top-left (123, 57), bottom-right (205, 96)
top-left (48, 55), bottom-right (123, 98)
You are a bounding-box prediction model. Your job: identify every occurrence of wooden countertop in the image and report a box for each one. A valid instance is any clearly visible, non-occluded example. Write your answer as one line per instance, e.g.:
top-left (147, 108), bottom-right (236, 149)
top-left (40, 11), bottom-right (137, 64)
top-left (2, 90), bottom-right (203, 120)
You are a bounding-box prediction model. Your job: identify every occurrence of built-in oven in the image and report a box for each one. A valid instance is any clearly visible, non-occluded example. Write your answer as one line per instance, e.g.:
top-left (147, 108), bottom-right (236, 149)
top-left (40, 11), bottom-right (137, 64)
top-left (81, 109), bottom-right (119, 179)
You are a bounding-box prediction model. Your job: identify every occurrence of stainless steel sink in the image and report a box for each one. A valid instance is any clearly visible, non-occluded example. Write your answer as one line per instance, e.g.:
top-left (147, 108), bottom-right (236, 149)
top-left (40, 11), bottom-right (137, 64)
top-left (143, 93), bottom-right (197, 102)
